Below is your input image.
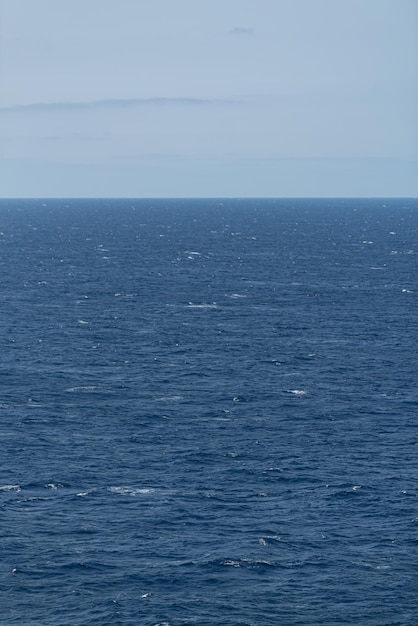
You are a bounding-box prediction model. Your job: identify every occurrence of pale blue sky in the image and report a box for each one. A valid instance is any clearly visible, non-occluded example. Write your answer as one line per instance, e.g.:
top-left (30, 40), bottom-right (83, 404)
top-left (1, 0), bottom-right (417, 197)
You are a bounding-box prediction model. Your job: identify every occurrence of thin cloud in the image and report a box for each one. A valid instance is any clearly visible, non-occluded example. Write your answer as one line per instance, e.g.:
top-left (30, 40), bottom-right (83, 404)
top-left (0, 97), bottom-right (240, 114)
top-left (1, 132), bottom-right (110, 142)
top-left (229, 27), bottom-right (255, 36)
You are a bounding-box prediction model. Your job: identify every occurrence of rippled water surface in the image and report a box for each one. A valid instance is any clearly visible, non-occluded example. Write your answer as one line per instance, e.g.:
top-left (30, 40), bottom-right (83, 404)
top-left (1, 198), bottom-right (417, 625)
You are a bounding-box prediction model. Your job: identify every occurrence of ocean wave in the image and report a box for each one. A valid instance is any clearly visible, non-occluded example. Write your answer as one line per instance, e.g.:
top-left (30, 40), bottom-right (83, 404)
top-left (107, 486), bottom-right (155, 496)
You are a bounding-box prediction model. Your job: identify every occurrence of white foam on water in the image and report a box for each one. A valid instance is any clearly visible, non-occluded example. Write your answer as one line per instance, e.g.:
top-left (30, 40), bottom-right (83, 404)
top-left (65, 386), bottom-right (101, 392)
top-left (221, 559), bottom-right (273, 568)
top-left (155, 395), bottom-right (183, 402)
top-left (0, 485), bottom-right (21, 492)
top-left (108, 486), bottom-right (155, 496)
top-left (187, 302), bottom-right (218, 309)
top-left (287, 389), bottom-right (308, 396)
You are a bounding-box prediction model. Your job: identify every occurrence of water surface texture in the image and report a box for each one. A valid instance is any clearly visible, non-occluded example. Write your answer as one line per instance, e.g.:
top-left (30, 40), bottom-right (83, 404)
top-left (1, 198), bottom-right (417, 625)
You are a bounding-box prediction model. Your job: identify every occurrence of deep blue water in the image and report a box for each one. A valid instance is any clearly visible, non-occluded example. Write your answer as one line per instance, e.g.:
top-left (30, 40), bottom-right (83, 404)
top-left (0, 198), bottom-right (417, 625)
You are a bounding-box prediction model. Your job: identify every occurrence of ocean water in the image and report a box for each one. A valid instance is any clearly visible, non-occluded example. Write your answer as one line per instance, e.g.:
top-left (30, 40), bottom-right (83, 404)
top-left (0, 197), bottom-right (417, 625)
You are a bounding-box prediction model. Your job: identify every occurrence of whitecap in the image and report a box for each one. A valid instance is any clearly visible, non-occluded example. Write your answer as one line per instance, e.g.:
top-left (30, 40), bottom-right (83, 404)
top-left (287, 389), bottom-right (308, 396)
top-left (221, 558), bottom-right (273, 568)
top-left (0, 485), bottom-right (21, 492)
top-left (187, 302), bottom-right (218, 309)
top-left (108, 486), bottom-right (155, 496)
top-left (155, 395), bottom-right (183, 402)
top-left (65, 386), bottom-right (100, 393)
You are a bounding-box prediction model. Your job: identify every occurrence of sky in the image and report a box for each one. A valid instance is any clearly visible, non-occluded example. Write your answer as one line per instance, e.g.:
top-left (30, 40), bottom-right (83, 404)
top-left (0, 0), bottom-right (417, 198)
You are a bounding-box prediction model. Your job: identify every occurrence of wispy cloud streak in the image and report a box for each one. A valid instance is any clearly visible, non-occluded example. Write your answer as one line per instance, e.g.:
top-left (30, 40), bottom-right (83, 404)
top-left (229, 27), bottom-right (255, 36)
top-left (0, 97), bottom-right (239, 113)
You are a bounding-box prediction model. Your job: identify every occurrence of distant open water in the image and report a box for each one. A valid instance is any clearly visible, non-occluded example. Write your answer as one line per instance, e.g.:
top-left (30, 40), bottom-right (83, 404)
top-left (0, 198), bottom-right (417, 625)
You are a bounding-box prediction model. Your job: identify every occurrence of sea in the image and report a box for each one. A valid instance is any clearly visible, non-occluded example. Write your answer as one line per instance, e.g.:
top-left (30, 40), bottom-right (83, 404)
top-left (0, 197), bottom-right (417, 625)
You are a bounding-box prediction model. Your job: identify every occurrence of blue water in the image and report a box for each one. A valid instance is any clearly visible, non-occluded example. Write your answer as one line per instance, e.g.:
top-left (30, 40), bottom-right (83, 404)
top-left (0, 198), bottom-right (417, 625)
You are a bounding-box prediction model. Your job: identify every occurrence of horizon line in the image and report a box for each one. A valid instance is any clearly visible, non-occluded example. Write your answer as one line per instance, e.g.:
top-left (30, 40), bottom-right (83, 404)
top-left (0, 196), bottom-right (416, 201)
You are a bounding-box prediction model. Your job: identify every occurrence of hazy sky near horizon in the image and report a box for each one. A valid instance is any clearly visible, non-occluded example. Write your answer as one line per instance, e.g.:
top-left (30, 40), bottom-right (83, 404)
top-left (1, 0), bottom-right (417, 197)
